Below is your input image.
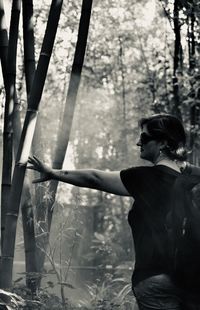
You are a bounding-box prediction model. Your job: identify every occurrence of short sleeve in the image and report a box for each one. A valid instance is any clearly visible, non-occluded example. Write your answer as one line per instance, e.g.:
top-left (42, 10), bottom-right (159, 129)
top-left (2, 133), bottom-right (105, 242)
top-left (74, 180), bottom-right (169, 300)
top-left (120, 166), bottom-right (145, 199)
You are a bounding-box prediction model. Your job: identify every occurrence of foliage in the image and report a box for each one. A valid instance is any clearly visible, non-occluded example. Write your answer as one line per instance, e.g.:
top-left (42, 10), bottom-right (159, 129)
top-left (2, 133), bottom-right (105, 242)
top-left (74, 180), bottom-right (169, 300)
top-left (13, 285), bottom-right (73, 309)
top-left (0, 289), bottom-right (25, 309)
top-left (61, 273), bottom-right (137, 310)
top-left (11, 275), bottom-right (137, 310)
top-left (0, 275), bottom-right (134, 309)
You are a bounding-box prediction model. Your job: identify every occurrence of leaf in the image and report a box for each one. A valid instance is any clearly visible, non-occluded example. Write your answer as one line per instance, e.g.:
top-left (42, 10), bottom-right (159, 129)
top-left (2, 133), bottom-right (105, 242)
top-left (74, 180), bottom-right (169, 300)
top-left (94, 232), bottom-right (105, 241)
top-left (183, 98), bottom-right (195, 105)
top-left (13, 277), bottom-right (23, 284)
top-left (111, 277), bottom-right (127, 283)
top-left (47, 269), bottom-right (57, 275)
top-left (47, 281), bottom-right (55, 288)
top-left (57, 282), bottom-right (75, 289)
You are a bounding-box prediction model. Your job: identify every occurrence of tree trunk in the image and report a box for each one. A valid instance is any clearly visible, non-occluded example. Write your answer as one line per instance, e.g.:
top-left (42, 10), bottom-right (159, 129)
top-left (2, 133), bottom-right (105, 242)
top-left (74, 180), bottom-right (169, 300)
top-left (118, 36), bottom-right (128, 162)
top-left (188, 7), bottom-right (195, 71)
top-left (1, 0), bottom-right (63, 289)
top-left (187, 5), bottom-right (197, 163)
top-left (172, 0), bottom-right (182, 119)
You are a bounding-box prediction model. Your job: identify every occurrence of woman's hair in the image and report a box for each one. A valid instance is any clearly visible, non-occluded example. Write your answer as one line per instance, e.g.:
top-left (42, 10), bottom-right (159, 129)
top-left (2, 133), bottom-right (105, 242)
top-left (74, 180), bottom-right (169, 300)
top-left (139, 114), bottom-right (187, 161)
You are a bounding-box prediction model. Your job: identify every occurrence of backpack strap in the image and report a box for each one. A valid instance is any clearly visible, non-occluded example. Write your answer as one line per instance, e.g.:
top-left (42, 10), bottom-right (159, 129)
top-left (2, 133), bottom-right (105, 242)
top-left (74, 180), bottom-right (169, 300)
top-left (181, 162), bottom-right (200, 188)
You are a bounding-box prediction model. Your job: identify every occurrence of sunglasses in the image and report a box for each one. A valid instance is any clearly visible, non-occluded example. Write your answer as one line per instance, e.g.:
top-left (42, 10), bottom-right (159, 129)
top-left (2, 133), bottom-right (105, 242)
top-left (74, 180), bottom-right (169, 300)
top-left (139, 132), bottom-right (156, 145)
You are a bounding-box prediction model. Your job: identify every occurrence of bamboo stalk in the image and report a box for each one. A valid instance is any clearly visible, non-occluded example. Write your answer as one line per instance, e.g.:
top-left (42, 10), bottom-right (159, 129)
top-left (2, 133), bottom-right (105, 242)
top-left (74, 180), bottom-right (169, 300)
top-left (0, 0), bottom-right (8, 90)
top-left (20, 0), bottom-right (38, 293)
top-left (49, 0), bottom-right (93, 229)
top-left (22, 0), bottom-right (35, 93)
top-left (1, 0), bottom-right (21, 253)
top-left (0, 2), bottom-right (36, 285)
top-left (1, 0), bottom-right (63, 289)
top-left (36, 0), bottom-right (93, 274)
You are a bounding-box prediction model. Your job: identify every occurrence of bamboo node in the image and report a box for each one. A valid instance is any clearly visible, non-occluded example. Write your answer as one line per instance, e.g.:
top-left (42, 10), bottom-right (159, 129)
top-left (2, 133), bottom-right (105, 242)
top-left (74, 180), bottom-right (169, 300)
top-left (2, 256), bottom-right (13, 260)
top-left (40, 52), bottom-right (50, 58)
top-left (6, 213), bottom-right (18, 218)
top-left (27, 109), bottom-right (38, 113)
top-left (2, 183), bottom-right (12, 186)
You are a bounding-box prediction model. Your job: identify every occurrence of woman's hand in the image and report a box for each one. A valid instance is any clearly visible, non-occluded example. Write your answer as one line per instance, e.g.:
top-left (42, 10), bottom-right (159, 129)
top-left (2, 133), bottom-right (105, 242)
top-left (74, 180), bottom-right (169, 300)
top-left (27, 156), bottom-right (53, 183)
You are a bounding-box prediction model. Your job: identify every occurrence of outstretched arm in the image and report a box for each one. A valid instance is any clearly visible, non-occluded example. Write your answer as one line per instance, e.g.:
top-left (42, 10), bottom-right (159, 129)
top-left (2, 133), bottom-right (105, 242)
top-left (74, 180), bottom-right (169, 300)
top-left (27, 156), bottom-right (130, 196)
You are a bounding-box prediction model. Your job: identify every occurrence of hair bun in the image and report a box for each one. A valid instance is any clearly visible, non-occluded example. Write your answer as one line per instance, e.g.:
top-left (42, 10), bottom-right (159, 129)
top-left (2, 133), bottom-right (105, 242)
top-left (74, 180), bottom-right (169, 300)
top-left (165, 145), bottom-right (188, 161)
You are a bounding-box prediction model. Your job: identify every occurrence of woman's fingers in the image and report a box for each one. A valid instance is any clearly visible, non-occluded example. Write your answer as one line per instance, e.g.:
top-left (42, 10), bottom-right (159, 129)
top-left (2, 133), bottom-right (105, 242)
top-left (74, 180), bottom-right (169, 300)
top-left (32, 176), bottom-right (49, 183)
top-left (28, 156), bottom-right (40, 164)
top-left (32, 155), bottom-right (42, 165)
top-left (28, 156), bottom-right (45, 172)
top-left (26, 165), bottom-right (37, 171)
top-left (28, 157), bottom-right (38, 166)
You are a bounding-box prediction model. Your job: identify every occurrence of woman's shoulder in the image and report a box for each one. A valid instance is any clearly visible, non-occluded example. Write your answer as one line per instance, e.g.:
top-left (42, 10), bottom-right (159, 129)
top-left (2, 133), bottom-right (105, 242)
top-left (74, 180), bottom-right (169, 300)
top-left (120, 165), bottom-right (155, 180)
top-left (121, 165), bottom-right (153, 172)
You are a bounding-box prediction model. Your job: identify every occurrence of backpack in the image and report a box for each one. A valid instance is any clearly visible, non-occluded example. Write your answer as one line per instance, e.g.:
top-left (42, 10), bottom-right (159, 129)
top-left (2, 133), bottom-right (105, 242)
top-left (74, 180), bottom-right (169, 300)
top-left (168, 164), bottom-right (200, 292)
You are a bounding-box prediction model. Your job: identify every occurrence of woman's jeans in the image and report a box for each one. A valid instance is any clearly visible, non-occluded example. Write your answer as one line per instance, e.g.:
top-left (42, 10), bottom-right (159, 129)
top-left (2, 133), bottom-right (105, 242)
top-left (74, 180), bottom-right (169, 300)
top-left (133, 274), bottom-right (200, 310)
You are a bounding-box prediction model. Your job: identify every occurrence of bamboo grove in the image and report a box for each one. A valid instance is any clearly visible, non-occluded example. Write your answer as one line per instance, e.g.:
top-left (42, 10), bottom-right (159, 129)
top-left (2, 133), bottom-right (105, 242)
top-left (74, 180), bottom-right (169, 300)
top-left (0, 0), bottom-right (93, 290)
top-left (0, 0), bottom-right (200, 296)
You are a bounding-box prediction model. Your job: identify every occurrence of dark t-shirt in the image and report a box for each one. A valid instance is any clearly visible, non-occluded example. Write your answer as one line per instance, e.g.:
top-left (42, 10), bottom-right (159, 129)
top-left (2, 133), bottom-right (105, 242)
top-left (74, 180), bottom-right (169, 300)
top-left (120, 165), bottom-right (180, 286)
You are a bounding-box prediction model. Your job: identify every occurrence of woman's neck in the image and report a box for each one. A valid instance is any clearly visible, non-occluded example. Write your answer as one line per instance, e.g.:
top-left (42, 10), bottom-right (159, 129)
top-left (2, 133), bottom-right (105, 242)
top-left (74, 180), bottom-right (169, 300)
top-left (155, 157), bottom-right (181, 172)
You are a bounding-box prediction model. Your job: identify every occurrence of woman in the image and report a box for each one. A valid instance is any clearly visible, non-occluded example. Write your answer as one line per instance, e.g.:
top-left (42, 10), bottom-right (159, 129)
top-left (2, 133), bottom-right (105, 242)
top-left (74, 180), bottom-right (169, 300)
top-left (28, 114), bottom-right (200, 309)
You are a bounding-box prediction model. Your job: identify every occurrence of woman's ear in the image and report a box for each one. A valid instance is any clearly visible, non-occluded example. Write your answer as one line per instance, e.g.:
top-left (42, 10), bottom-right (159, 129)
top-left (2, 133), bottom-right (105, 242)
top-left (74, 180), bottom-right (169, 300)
top-left (159, 140), bottom-right (168, 151)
